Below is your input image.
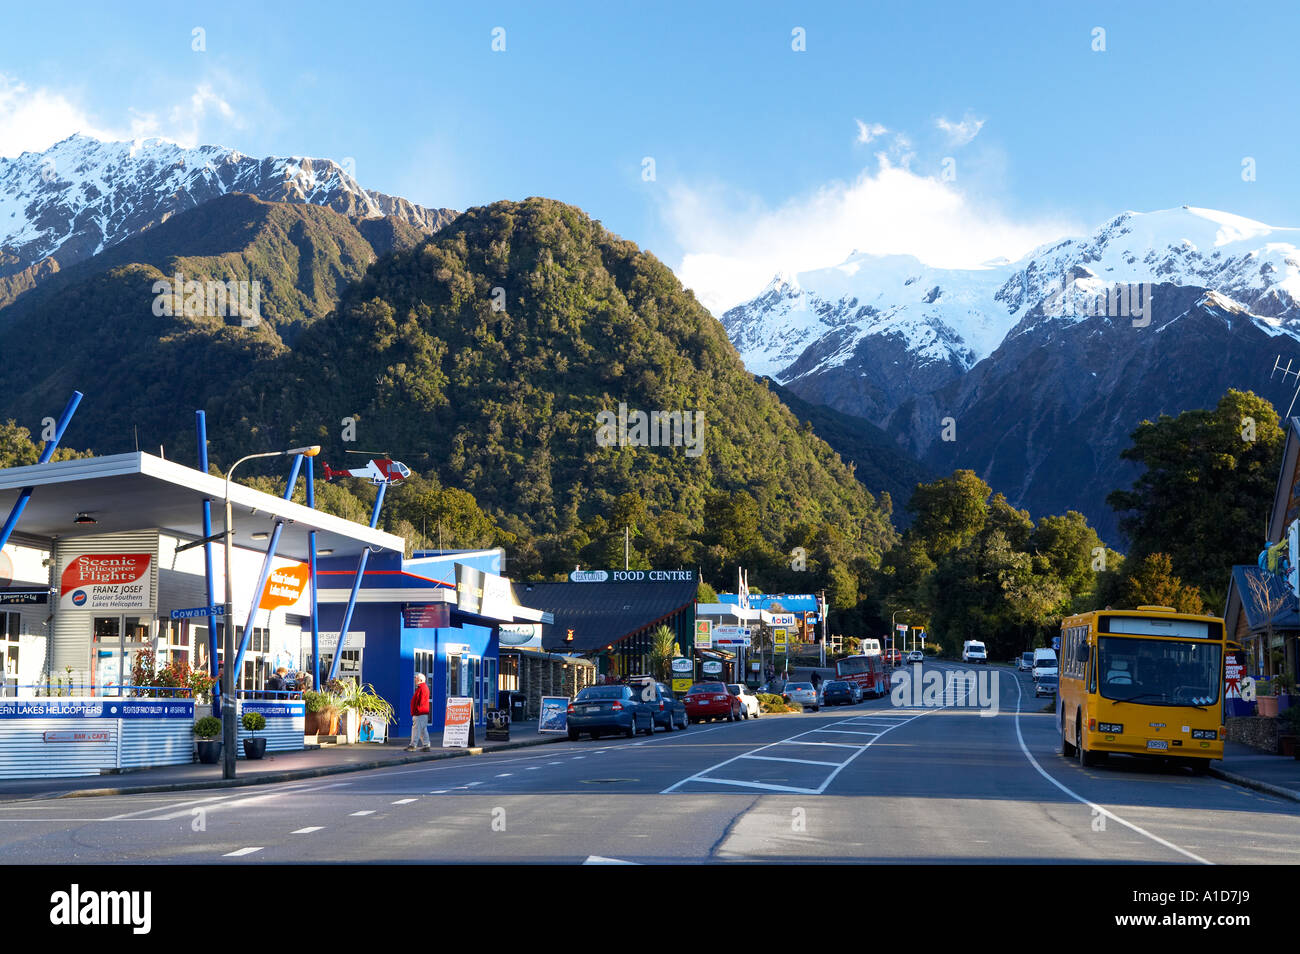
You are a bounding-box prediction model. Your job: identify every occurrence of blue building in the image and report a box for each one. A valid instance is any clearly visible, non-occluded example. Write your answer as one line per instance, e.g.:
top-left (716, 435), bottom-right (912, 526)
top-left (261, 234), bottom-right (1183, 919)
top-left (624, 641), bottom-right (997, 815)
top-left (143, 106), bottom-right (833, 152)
top-left (313, 548), bottom-right (550, 738)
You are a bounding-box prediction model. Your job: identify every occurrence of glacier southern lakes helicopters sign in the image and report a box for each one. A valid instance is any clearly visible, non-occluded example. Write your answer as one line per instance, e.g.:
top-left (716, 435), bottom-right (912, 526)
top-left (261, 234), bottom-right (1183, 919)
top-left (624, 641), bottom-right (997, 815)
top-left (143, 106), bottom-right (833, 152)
top-left (568, 569), bottom-right (695, 583)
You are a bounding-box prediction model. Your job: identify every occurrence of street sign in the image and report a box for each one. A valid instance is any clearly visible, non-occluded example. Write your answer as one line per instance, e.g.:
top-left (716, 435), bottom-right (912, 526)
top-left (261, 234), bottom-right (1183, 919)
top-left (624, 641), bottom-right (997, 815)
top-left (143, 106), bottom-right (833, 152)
top-left (0, 590), bottom-right (47, 605)
top-left (694, 620), bottom-right (712, 649)
top-left (169, 605), bottom-right (226, 620)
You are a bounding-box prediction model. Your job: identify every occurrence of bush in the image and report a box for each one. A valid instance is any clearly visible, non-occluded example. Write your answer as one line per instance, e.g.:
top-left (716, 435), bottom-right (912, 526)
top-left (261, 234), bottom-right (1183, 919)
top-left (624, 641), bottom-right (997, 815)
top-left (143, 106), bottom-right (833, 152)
top-left (303, 690), bottom-right (333, 713)
top-left (193, 716), bottom-right (222, 739)
top-left (241, 711), bottom-right (267, 734)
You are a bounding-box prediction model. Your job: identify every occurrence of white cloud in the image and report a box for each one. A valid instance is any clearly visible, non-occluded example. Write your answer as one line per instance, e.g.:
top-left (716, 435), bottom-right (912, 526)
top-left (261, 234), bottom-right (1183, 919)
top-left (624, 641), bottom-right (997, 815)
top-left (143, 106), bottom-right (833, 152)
top-left (855, 120), bottom-right (887, 144)
top-left (936, 113), bottom-right (985, 146)
top-left (0, 74), bottom-right (244, 158)
top-left (662, 155), bottom-right (1076, 313)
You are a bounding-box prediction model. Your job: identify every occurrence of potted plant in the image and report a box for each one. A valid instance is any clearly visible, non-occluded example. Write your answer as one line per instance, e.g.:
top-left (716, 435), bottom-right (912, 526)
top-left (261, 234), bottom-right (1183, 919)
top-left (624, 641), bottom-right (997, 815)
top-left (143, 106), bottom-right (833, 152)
top-left (1258, 680), bottom-right (1279, 718)
top-left (193, 716), bottom-right (222, 764)
top-left (335, 680), bottom-right (395, 744)
top-left (241, 711), bottom-right (268, 760)
top-left (303, 690), bottom-right (339, 736)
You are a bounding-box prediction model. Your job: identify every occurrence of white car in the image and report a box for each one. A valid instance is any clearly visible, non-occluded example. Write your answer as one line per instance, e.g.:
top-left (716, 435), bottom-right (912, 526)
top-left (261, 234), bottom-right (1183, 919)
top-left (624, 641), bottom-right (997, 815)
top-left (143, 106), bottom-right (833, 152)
top-left (906, 650), bottom-right (924, 664)
top-left (782, 682), bottom-right (821, 711)
top-left (727, 683), bottom-right (761, 719)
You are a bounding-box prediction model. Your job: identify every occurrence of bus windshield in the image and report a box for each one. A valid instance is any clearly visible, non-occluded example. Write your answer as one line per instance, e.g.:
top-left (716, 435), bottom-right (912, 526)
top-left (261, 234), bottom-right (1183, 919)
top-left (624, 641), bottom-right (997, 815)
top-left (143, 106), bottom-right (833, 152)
top-left (837, 656), bottom-right (868, 676)
top-left (1097, 637), bottom-right (1221, 707)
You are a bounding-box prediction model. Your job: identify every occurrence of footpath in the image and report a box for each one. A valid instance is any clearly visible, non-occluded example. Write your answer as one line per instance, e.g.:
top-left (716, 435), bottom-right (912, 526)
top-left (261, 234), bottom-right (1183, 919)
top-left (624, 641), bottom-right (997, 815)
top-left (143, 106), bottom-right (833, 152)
top-left (0, 726), bottom-right (565, 801)
top-left (1210, 741), bottom-right (1300, 803)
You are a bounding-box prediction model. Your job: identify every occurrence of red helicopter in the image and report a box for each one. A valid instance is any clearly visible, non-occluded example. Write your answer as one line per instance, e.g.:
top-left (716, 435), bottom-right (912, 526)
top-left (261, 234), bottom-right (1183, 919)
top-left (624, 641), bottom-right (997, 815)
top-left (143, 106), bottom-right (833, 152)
top-left (322, 451), bottom-right (412, 485)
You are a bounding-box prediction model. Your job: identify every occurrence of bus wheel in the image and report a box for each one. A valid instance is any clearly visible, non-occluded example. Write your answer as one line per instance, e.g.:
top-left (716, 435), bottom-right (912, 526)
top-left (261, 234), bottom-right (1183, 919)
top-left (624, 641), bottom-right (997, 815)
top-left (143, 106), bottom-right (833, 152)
top-left (1077, 715), bottom-right (1099, 767)
top-left (1187, 759), bottom-right (1209, 776)
top-left (1060, 712), bottom-right (1076, 758)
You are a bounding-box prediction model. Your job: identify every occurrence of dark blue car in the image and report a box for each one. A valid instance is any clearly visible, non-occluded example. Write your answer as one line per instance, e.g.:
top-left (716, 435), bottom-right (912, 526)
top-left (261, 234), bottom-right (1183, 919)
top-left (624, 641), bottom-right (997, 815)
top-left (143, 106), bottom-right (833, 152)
top-left (566, 685), bottom-right (654, 740)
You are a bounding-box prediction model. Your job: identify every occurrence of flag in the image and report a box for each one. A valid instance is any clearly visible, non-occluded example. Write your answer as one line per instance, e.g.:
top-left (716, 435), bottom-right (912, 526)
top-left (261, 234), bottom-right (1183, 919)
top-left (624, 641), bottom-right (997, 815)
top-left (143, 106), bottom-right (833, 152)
top-left (738, 567), bottom-right (749, 611)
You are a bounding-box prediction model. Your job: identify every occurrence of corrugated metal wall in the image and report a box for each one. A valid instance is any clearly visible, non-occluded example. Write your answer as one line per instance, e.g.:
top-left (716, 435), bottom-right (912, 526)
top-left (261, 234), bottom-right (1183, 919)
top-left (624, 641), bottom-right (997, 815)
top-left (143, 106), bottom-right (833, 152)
top-left (236, 699), bottom-right (305, 753)
top-left (0, 717), bottom-right (119, 777)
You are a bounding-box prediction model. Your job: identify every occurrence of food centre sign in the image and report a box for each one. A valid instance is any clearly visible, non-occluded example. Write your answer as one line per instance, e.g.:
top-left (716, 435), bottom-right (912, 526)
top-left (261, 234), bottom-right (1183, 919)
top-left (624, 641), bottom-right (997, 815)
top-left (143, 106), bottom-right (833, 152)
top-left (59, 553), bottom-right (153, 611)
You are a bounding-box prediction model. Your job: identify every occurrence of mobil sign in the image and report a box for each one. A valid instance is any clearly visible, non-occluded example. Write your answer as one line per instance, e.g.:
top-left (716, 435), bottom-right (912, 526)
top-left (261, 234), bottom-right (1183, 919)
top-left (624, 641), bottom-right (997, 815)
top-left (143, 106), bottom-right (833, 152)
top-left (60, 553), bottom-right (153, 611)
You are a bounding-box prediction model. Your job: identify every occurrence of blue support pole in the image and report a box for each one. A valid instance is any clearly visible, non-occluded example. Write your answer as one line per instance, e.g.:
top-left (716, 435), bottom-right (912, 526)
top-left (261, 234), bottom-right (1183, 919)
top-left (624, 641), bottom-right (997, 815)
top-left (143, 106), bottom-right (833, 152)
top-left (306, 461), bottom-right (321, 693)
top-left (326, 481), bottom-right (388, 682)
top-left (196, 412), bottom-right (219, 679)
top-left (230, 455), bottom-right (305, 687)
top-left (0, 391), bottom-right (82, 554)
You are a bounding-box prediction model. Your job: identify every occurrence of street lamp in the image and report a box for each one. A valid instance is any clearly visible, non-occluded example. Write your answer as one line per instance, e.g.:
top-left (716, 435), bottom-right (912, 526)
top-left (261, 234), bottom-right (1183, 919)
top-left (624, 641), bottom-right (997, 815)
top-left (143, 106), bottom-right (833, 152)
top-left (222, 445), bottom-right (320, 779)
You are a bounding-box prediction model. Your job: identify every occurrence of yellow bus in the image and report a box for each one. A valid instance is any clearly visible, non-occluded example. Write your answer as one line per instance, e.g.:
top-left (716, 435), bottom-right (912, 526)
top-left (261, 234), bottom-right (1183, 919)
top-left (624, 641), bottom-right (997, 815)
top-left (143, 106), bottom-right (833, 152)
top-left (1058, 605), bottom-right (1225, 773)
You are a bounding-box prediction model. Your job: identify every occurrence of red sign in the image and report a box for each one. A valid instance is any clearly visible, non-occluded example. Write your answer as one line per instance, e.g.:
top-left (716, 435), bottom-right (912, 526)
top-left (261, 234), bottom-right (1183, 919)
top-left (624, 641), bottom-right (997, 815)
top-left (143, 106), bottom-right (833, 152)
top-left (59, 553), bottom-right (152, 610)
top-left (43, 730), bottom-right (112, 743)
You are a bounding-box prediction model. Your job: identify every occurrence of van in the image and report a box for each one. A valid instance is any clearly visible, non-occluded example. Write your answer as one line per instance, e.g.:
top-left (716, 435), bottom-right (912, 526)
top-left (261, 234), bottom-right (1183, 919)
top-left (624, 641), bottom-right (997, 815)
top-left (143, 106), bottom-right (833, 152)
top-left (1019, 651), bottom-right (1034, 671)
top-left (1032, 648), bottom-right (1057, 681)
top-left (861, 638), bottom-right (881, 656)
top-left (962, 640), bottom-right (987, 664)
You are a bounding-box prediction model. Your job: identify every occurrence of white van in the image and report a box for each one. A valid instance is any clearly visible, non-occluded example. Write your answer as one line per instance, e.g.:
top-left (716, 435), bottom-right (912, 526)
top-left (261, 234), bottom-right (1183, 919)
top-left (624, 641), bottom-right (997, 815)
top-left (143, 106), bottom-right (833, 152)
top-left (962, 640), bottom-right (987, 664)
top-left (861, 638), bottom-right (881, 656)
top-left (1032, 648), bottom-right (1058, 681)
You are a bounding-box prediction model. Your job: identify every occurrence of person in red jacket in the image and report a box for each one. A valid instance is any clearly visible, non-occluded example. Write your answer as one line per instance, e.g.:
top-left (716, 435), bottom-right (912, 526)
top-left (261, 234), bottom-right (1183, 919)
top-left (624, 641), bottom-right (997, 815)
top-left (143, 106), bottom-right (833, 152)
top-left (408, 672), bottom-right (431, 751)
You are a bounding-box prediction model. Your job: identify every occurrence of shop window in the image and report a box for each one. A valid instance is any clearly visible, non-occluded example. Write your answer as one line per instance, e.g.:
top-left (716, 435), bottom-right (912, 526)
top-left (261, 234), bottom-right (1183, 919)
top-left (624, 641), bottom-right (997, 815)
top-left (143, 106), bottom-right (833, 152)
top-left (448, 653), bottom-right (461, 697)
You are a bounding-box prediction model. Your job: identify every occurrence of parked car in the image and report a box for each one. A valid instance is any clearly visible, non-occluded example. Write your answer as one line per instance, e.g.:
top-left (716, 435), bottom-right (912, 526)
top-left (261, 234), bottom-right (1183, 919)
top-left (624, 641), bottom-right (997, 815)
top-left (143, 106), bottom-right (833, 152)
top-left (727, 683), bottom-right (760, 719)
top-left (566, 685), bottom-right (654, 740)
top-left (684, 681), bottom-right (742, 722)
top-left (628, 676), bottom-right (690, 732)
top-left (906, 649), bottom-right (925, 664)
top-left (783, 681), bottom-right (821, 711)
top-left (1035, 672), bottom-right (1059, 697)
top-left (1019, 652), bottom-right (1034, 672)
top-left (821, 680), bottom-right (858, 706)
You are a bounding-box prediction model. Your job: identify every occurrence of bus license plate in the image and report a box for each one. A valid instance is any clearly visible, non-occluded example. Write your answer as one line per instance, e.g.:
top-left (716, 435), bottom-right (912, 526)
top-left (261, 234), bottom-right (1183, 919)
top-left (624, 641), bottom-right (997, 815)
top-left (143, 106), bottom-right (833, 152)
top-left (1146, 739), bottom-right (1168, 750)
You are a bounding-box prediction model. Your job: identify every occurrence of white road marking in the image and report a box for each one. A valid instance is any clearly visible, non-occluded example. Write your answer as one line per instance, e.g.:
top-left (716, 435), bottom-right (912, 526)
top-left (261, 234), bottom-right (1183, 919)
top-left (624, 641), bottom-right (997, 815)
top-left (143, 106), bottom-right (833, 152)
top-left (740, 755), bottom-right (842, 767)
top-left (583, 855), bottom-right (639, 864)
top-left (292, 827), bottom-right (323, 834)
top-left (810, 728), bottom-right (881, 736)
top-left (430, 790), bottom-right (448, 794)
top-left (223, 846), bottom-right (263, 856)
top-left (391, 798), bottom-right (417, 805)
top-left (496, 773), bottom-right (513, 777)
top-left (1010, 670), bottom-right (1212, 865)
top-left (692, 777), bottom-right (820, 794)
top-left (350, 810), bottom-right (375, 816)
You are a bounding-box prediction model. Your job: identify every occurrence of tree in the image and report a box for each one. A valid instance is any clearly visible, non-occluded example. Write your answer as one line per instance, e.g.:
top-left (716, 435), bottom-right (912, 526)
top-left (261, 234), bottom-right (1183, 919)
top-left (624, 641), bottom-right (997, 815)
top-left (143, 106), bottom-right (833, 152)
top-left (1118, 553), bottom-right (1205, 614)
top-left (907, 470), bottom-right (992, 557)
top-left (647, 625), bottom-right (680, 682)
top-left (1108, 389), bottom-right (1284, 599)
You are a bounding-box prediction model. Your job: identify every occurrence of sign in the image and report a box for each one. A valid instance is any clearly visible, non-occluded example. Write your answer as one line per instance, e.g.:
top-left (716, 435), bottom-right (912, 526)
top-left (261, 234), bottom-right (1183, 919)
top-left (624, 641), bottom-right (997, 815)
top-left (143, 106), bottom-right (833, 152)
top-left (702, 660), bottom-right (723, 675)
top-left (694, 619), bottom-right (712, 649)
top-left (357, 714), bottom-right (387, 743)
top-left (317, 631), bottom-right (366, 651)
top-left (43, 730), bottom-right (112, 743)
top-left (60, 553), bottom-right (153, 611)
top-left (402, 604), bottom-right (451, 628)
top-left (670, 657), bottom-right (694, 674)
top-left (896, 624), bottom-right (907, 633)
top-left (770, 613), bottom-right (797, 627)
top-left (456, 564), bottom-right (484, 613)
top-left (568, 569), bottom-right (694, 583)
top-left (170, 604), bottom-right (225, 620)
top-left (0, 590), bottom-right (47, 605)
top-left (442, 696), bottom-right (474, 747)
top-left (0, 700), bottom-right (193, 719)
top-left (714, 636), bottom-right (751, 647)
top-left (1052, 635), bottom-right (1062, 653)
top-left (498, 623), bottom-right (542, 650)
top-left (774, 627), bottom-right (788, 653)
top-left (259, 562), bottom-right (309, 610)
top-left (455, 565), bottom-right (515, 620)
top-left (672, 677), bottom-right (692, 693)
top-left (537, 696), bottom-right (569, 733)
top-left (485, 708), bottom-right (510, 741)
top-left (1225, 651), bottom-right (1244, 699)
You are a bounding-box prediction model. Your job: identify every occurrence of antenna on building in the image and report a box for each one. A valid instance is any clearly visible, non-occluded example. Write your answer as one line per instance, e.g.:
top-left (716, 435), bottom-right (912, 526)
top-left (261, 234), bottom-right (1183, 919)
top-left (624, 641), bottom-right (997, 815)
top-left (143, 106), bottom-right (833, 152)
top-left (1271, 355), bottom-right (1300, 418)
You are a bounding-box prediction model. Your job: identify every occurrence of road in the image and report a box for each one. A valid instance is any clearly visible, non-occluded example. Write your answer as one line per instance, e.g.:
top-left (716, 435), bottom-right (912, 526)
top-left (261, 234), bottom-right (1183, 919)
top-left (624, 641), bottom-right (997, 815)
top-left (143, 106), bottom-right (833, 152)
top-left (2, 662), bottom-right (1297, 864)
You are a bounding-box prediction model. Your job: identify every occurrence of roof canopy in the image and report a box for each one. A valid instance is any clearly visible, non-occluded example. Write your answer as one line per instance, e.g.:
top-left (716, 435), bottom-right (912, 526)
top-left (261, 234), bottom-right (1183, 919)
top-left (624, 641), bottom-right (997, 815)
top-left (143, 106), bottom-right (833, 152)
top-left (0, 452), bottom-right (403, 561)
top-left (513, 578), bottom-right (696, 653)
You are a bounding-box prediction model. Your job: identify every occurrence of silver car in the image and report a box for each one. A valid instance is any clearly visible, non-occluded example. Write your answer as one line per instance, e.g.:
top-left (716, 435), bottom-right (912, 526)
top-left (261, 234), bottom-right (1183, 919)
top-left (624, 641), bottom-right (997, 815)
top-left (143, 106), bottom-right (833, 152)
top-left (783, 681), bottom-right (821, 711)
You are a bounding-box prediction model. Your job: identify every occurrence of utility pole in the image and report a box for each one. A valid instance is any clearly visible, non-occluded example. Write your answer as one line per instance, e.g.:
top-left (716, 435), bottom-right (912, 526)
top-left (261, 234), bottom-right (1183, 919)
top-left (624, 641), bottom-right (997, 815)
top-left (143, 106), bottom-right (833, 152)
top-left (625, 525), bottom-right (629, 570)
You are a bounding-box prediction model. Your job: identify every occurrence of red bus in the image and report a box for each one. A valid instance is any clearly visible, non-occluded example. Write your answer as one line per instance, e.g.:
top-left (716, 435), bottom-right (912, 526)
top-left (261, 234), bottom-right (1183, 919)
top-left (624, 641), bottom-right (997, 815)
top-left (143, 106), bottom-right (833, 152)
top-left (835, 654), bottom-right (888, 698)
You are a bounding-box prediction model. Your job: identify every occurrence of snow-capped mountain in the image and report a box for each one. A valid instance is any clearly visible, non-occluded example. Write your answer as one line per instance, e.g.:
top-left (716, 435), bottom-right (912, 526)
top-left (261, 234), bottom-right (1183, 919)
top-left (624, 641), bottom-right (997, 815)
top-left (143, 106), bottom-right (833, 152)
top-left (722, 206), bottom-right (1300, 423)
top-left (0, 133), bottom-right (456, 284)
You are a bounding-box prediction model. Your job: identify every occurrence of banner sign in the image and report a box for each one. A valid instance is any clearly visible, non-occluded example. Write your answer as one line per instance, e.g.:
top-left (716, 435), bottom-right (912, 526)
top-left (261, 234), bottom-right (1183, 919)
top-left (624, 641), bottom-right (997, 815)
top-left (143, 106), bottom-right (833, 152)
top-left (442, 696), bottom-right (474, 747)
top-left (498, 623), bottom-right (542, 650)
top-left (702, 660), bottom-right (723, 675)
top-left (568, 569), bottom-right (694, 583)
top-left (239, 701), bottom-right (305, 719)
top-left (402, 604), bottom-right (451, 629)
top-left (538, 696), bottom-right (569, 733)
top-left (0, 699), bottom-right (194, 719)
top-left (694, 619), bottom-right (712, 649)
top-left (1225, 651), bottom-right (1244, 699)
top-left (259, 562), bottom-right (309, 610)
top-left (672, 677), bottom-right (692, 693)
top-left (0, 590), bottom-right (47, 605)
top-left (485, 708), bottom-right (509, 741)
top-left (317, 631), bottom-right (365, 651)
top-left (670, 657), bottom-right (694, 674)
top-left (60, 553), bottom-right (153, 611)
top-left (357, 713), bottom-right (387, 743)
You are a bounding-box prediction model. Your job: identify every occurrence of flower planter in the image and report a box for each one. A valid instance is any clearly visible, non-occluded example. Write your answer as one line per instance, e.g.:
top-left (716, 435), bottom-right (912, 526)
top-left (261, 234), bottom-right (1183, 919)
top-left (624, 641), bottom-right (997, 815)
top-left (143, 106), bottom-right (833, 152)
top-left (304, 708), bottom-right (339, 736)
top-left (195, 739), bottom-right (222, 764)
top-left (242, 737), bottom-right (267, 760)
top-left (1258, 696), bottom-right (1279, 718)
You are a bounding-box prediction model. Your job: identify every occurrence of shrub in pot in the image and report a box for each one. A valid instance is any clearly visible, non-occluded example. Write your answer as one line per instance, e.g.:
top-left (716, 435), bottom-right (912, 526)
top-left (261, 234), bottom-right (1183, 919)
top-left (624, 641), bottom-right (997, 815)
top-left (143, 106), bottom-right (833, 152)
top-left (241, 710), bottom-right (268, 760)
top-left (193, 716), bottom-right (223, 764)
top-left (303, 690), bottom-right (339, 736)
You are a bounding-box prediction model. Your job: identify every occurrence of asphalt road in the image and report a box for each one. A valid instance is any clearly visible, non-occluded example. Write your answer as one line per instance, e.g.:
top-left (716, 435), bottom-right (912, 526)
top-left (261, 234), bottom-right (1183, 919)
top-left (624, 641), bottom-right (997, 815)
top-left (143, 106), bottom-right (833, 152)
top-left (2, 662), bottom-right (1297, 864)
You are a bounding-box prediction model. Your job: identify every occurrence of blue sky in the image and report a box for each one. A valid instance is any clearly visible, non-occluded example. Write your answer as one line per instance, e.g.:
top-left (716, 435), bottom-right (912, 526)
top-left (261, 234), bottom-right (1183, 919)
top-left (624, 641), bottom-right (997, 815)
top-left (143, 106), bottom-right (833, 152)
top-left (2, 0), bottom-right (1298, 309)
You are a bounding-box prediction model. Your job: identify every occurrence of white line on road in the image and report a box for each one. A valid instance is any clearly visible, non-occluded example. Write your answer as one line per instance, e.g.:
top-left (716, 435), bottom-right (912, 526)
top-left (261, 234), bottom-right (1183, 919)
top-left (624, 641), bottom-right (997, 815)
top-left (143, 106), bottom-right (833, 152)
top-left (740, 755), bottom-right (842, 767)
top-left (350, 810), bottom-right (375, 816)
top-left (223, 847), bottom-right (263, 856)
top-left (391, 798), bottom-right (417, 805)
top-left (691, 777), bottom-right (820, 794)
top-left (292, 827), bottom-right (323, 834)
top-left (1010, 670), bottom-right (1212, 865)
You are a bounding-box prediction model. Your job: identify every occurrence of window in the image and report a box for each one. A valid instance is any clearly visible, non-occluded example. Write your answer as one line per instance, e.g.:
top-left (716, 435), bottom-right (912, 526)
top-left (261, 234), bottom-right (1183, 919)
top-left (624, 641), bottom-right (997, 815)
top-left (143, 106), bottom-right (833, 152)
top-left (448, 653), bottom-right (461, 697)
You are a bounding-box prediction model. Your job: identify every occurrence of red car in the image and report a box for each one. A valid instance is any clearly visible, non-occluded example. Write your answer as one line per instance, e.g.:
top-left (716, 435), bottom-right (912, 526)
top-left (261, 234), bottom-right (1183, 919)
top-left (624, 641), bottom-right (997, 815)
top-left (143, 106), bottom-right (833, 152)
top-left (683, 681), bottom-right (742, 722)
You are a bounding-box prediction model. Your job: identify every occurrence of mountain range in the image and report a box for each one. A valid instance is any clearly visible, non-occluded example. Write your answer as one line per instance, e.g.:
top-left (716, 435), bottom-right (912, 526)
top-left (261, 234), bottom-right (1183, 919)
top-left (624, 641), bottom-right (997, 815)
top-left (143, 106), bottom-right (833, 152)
top-left (722, 206), bottom-right (1300, 541)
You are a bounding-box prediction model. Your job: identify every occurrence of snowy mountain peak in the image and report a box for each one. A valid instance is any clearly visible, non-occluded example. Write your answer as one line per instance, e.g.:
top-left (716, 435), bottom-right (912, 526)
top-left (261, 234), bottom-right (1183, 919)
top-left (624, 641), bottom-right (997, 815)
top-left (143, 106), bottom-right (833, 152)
top-left (0, 134), bottom-right (456, 284)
